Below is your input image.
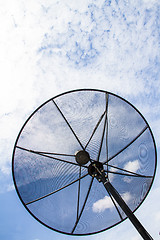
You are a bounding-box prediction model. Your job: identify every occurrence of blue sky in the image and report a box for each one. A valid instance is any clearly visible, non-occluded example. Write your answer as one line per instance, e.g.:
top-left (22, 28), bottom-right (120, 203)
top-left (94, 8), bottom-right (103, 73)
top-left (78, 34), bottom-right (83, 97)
top-left (0, 0), bottom-right (160, 239)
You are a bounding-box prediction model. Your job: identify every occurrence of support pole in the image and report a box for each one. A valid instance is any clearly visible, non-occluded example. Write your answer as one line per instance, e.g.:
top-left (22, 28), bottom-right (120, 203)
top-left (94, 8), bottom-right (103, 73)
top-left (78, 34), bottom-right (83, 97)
top-left (103, 179), bottom-right (153, 240)
top-left (88, 161), bottom-right (153, 240)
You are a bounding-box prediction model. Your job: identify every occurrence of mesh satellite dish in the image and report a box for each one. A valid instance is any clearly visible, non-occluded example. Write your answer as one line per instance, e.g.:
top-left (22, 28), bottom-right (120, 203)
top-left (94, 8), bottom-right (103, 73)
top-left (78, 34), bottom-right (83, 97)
top-left (12, 89), bottom-right (156, 239)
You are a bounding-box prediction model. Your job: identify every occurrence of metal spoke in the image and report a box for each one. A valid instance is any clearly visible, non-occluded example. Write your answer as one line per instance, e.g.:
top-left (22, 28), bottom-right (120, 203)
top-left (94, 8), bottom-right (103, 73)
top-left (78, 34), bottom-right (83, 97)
top-left (34, 151), bottom-right (75, 157)
top-left (76, 167), bottom-right (81, 221)
top-left (71, 177), bottom-right (94, 234)
top-left (106, 94), bottom-right (109, 176)
top-left (16, 146), bottom-right (88, 169)
top-left (84, 110), bottom-right (106, 149)
top-left (97, 93), bottom-right (109, 162)
top-left (106, 170), bottom-right (153, 178)
top-left (26, 173), bottom-right (88, 205)
top-left (106, 164), bottom-right (153, 178)
top-left (52, 99), bottom-right (85, 150)
top-left (107, 189), bottom-right (123, 220)
top-left (104, 125), bottom-right (148, 164)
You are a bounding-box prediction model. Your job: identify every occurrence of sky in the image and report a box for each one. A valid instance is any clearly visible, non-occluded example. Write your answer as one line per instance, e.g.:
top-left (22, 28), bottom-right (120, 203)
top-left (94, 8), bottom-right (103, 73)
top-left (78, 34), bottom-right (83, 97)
top-left (0, 0), bottom-right (160, 239)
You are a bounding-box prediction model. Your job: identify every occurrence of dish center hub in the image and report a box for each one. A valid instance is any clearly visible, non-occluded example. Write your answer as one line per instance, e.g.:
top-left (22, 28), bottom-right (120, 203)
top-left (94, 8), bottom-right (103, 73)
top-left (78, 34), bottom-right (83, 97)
top-left (88, 161), bottom-right (106, 183)
top-left (75, 150), bottom-right (90, 166)
top-left (88, 161), bottom-right (104, 177)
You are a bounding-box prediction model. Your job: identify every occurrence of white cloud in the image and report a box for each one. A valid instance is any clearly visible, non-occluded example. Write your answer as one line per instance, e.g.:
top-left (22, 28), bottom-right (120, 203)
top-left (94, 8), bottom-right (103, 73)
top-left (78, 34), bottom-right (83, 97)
top-left (154, 211), bottom-right (160, 222)
top-left (92, 195), bottom-right (113, 213)
top-left (108, 166), bottom-right (118, 182)
top-left (92, 192), bottom-right (132, 213)
top-left (142, 0), bottom-right (158, 3)
top-left (122, 192), bottom-right (132, 202)
top-left (124, 160), bottom-right (140, 173)
top-left (0, 165), bottom-right (10, 175)
top-left (35, 0), bottom-right (160, 98)
top-left (0, 176), bottom-right (15, 194)
top-left (7, 184), bottom-right (15, 192)
top-left (123, 177), bottom-right (133, 183)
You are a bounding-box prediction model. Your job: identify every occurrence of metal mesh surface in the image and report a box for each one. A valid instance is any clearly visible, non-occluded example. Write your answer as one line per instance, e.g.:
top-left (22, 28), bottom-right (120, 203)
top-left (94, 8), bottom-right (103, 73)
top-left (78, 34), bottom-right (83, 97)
top-left (12, 89), bottom-right (157, 235)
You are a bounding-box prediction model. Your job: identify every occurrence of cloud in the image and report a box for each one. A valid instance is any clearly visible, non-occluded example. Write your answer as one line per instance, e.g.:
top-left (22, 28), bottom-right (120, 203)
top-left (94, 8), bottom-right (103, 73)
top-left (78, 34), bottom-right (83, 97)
top-left (92, 195), bottom-right (113, 213)
top-left (92, 191), bottom-right (132, 213)
top-left (7, 184), bottom-right (15, 192)
top-left (108, 166), bottom-right (118, 182)
top-left (124, 160), bottom-right (140, 173)
top-left (154, 211), bottom-right (160, 222)
top-left (0, 165), bottom-right (10, 175)
top-left (36, 0), bottom-right (160, 97)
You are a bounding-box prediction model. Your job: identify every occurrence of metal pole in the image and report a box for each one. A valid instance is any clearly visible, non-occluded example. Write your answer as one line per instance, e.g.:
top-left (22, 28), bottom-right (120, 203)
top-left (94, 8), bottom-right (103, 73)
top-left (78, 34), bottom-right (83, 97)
top-left (103, 179), bottom-right (153, 240)
top-left (88, 161), bottom-right (153, 239)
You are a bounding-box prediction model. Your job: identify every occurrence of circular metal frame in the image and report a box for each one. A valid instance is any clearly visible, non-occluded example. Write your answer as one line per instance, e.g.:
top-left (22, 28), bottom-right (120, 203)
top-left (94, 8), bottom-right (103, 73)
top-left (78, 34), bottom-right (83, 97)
top-left (12, 89), bottom-right (157, 236)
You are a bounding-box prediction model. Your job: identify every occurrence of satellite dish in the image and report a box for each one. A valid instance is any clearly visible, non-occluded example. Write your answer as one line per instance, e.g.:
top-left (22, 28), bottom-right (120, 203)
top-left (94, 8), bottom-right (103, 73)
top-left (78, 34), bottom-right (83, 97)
top-left (12, 89), bottom-right (156, 239)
